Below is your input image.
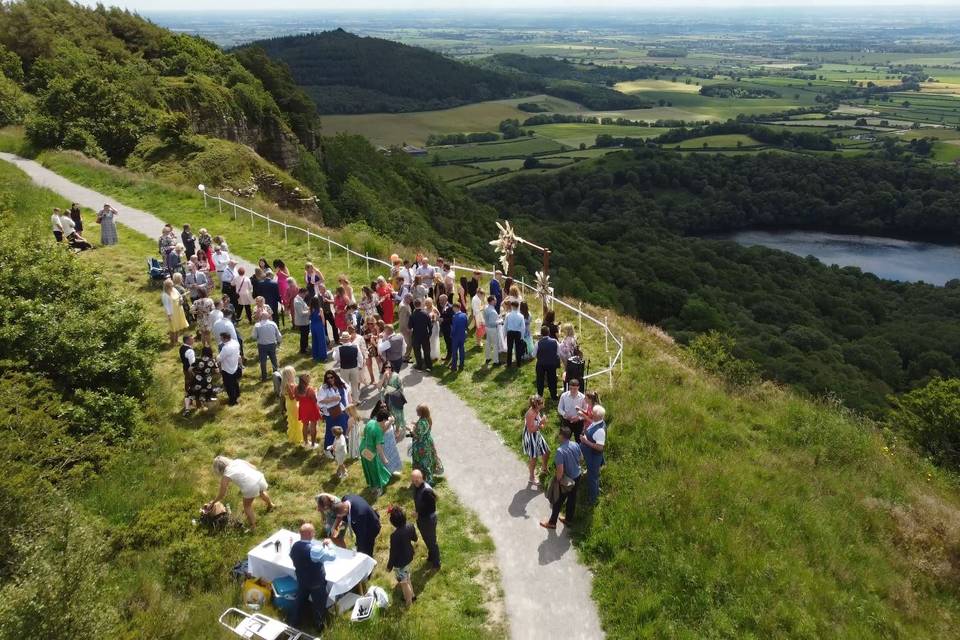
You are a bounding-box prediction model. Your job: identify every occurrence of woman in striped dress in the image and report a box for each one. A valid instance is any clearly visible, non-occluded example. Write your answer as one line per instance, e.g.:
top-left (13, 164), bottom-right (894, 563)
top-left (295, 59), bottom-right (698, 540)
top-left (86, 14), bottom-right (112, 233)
top-left (523, 395), bottom-right (551, 486)
top-left (97, 204), bottom-right (119, 245)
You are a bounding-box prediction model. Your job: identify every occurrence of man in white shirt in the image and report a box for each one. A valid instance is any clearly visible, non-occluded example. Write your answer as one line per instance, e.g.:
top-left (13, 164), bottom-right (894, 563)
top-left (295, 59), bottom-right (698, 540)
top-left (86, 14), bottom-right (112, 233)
top-left (218, 333), bottom-right (242, 405)
top-left (579, 405), bottom-right (607, 504)
top-left (212, 245), bottom-right (231, 282)
top-left (334, 330), bottom-right (364, 402)
top-left (59, 211), bottom-right (76, 238)
top-left (378, 325), bottom-right (406, 372)
top-left (416, 257), bottom-right (435, 283)
top-left (51, 208), bottom-right (64, 242)
top-left (221, 259), bottom-right (238, 308)
top-left (557, 379), bottom-right (587, 441)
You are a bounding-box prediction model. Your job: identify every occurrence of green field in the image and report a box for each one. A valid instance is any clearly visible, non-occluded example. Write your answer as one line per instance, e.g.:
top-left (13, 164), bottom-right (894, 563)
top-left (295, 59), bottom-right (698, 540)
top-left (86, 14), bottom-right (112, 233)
top-left (932, 140), bottom-right (960, 162)
top-left (530, 124), bottom-right (668, 147)
top-left (673, 134), bottom-right (761, 148)
top-left (321, 94), bottom-right (585, 146)
top-left (424, 136), bottom-right (568, 163)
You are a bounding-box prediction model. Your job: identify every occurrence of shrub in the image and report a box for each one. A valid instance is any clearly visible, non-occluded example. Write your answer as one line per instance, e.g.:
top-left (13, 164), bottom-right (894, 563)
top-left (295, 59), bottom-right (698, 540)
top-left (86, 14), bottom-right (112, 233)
top-left (688, 331), bottom-right (760, 387)
top-left (890, 377), bottom-right (960, 469)
top-left (164, 537), bottom-right (227, 594)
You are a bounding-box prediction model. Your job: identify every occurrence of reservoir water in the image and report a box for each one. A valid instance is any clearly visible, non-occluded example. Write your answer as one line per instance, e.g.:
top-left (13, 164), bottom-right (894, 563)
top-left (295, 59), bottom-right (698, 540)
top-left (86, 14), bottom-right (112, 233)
top-left (717, 230), bottom-right (960, 286)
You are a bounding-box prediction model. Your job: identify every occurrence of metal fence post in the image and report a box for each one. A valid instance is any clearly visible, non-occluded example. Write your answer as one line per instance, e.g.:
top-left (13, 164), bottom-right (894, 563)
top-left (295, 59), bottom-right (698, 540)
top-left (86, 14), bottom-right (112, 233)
top-left (578, 302), bottom-right (583, 334)
top-left (202, 191), bottom-right (208, 209)
top-left (249, 207), bottom-right (253, 226)
top-left (218, 198), bottom-right (222, 215)
top-left (327, 237), bottom-right (332, 260)
top-left (347, 247), bottom-right (351, 269)
top-left (604, 316), bottom-right (609, 353)
top-left (608, 356), bottom-right (613, 387)
top-left (267, 212), bottom-right (271, 235)
top-left (365, 253), bottom-right (370, 280)
top-left (283, 224), bottom-right (287, 243)
top-left (620, 340), bottom-right (624, 371)
top-left (307, 231), bottom-right (311, 250)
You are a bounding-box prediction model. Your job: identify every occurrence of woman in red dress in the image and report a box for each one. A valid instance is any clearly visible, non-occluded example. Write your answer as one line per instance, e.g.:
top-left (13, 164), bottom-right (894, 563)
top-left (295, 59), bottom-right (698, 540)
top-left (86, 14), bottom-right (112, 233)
top-left (296, 373), bottom-right (321, 448)
top-left (333, 286), bottom-right (349, 333)
top-left (375, 276), bottom-right (395, 324)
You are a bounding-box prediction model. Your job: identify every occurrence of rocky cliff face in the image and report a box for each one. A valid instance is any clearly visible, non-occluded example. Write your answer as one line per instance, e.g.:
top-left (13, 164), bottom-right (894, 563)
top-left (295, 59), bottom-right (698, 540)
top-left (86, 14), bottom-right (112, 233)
top-left (161, 75), bottom-right (303, 176)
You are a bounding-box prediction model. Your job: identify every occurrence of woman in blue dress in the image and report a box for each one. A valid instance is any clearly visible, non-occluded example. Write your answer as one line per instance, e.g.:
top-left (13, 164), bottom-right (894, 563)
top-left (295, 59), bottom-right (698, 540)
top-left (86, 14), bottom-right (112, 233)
top-left (309, 297), bottom-right (327, 362)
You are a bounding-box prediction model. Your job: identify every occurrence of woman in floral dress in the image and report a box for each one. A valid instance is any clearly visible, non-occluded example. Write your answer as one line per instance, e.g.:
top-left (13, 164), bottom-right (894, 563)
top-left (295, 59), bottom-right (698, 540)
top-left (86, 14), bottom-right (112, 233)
top-left (97, 204), bottom-right (119, 245)
top-left (409, 404), bottom-right (443, 483)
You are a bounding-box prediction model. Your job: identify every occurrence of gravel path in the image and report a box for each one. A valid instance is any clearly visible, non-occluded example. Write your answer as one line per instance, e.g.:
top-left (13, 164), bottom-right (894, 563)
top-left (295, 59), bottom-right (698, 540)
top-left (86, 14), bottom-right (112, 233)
top-left (2, 152), bottom-right (605, 640)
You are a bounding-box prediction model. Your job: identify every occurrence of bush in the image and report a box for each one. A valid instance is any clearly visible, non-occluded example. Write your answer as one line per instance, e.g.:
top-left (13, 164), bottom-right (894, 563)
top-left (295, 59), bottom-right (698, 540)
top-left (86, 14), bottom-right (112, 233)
top-left (164, 537), bottom-right (227, 593)
top-left (890, 377), bottom-right (960, 469)
top-left (688, 331), bottom-right (760, 387)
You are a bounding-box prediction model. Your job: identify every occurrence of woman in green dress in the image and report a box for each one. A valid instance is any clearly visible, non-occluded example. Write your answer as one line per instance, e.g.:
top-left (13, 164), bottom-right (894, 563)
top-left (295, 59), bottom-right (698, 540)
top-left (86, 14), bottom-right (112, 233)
top-left (409, 404), bottom-right (444, 483)
top-left (360, 406), bottom-right (393, 497)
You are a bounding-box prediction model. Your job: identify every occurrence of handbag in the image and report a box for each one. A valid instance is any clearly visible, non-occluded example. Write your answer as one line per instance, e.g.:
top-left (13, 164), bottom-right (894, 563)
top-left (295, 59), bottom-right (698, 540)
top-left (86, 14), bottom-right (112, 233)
top-left (477, 323), bottom-right (487, 338)
top-left (327, 404), bottom-right (343, 418)
top-left (387, 389), bottom-right (407, 409)
top-left (360, 448), bottom-right (375, 461)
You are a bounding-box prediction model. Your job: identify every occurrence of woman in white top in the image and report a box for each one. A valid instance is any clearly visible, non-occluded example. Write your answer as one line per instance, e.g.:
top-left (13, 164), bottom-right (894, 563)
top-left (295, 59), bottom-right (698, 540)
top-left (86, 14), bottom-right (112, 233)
top-left (207, 455), bottom-right (274, 529)
top-left (424, 298), bottom-right (441, 360)
top-left (471, 288), bottom-right (485, 347)
top-left (235, 265), bottom-right (254, 323)
top-left (161, 278), bottom-right (190, 345)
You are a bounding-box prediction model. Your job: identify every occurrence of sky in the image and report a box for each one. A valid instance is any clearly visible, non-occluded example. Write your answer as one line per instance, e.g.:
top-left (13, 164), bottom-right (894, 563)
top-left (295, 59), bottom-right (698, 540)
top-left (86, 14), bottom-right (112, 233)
top-left (74, 0), bottom-right (960, 13)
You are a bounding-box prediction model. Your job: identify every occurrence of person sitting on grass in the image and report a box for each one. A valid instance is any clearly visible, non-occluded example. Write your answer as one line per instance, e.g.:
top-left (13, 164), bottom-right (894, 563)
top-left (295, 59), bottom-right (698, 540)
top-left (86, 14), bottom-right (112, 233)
top-left (207, 455), bottom-right (274, 530)
top-left (386, 506), bottom-right (418, 606)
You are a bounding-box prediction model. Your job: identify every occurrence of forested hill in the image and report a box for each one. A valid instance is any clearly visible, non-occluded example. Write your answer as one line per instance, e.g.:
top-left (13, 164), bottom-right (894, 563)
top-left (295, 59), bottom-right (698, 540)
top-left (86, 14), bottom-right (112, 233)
top-left (473, 150), bottom-right (960, 414)
top-left (236, 30), bottom-right (537, 114)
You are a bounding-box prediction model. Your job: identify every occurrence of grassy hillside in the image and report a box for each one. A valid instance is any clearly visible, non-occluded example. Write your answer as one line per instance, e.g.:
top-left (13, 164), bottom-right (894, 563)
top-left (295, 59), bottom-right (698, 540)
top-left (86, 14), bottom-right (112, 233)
top-left (0, 159), bottom-right (505, 640)
top-left (10, 153), bottom-right (960, 639)
top-left (237, 30), bottom-right (538, 115)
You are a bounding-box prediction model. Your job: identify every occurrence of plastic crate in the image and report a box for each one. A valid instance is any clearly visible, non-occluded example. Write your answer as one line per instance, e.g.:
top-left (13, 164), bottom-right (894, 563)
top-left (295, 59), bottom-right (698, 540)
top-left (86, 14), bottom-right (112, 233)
top-left (271, 575), bottom-right (299, 617)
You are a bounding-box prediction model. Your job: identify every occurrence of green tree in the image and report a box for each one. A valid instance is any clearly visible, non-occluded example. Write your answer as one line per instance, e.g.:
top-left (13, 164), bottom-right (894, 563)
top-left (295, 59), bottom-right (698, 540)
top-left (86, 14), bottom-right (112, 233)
top-left (890, 378), bottom-right (960, 469)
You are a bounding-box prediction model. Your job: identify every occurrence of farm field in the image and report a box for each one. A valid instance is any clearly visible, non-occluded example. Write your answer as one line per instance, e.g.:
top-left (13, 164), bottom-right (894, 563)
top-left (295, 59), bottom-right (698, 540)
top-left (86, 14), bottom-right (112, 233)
top-left (614, 79), bottom-right (703, 93)
top-left (933, 140), bottom-right (960, 162)
top-left (424, 136), bottom-right (568, 163)
top-left (529, 123), bottom-right (668, 147)
top-left (673, 134), bottom-right (761, 148)
top-left (321, 94), bottom-right (585, 146)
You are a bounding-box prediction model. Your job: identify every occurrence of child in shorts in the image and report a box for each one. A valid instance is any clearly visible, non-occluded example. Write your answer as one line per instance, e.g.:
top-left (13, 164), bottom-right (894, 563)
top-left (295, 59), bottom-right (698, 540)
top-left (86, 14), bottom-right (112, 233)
top-left (386, 506), bottom-right (418, 606)
top-left (328, 425), bottom-right (348, 478)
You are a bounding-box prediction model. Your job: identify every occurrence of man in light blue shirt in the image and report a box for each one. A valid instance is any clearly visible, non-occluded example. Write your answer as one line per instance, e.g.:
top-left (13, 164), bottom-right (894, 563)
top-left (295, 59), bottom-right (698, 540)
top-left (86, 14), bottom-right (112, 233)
top-left (251, 313), bottom-right (282, 381)
top-left (289, 522), bottom-right (336, 630)
top-left (482, 296), bottom-right (501, 366)
top-left (540, 426), bottom-right (582, 530)
top-left (504, 301), bottom-right (526, 367)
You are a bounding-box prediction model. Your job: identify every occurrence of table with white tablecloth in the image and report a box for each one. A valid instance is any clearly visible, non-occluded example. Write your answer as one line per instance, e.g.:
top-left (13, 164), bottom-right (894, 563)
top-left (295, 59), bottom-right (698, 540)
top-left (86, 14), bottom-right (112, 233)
top-left (247, 528), bottom-right (377, 601)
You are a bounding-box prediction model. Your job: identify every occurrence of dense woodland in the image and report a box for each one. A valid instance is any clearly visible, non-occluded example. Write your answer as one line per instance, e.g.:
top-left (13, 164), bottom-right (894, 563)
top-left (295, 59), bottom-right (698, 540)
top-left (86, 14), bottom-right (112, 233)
top-left (474, 150), bottom-right (960, 414)
top-left (238, 33), bottom-right (653, 113)
top-left (236, 30), bottom-right (539, 114)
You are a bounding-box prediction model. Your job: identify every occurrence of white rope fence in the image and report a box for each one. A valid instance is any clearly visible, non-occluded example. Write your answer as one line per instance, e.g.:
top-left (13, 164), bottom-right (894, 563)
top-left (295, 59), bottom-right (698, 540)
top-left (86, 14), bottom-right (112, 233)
top-left (200, 189), bottom-right (624, 386)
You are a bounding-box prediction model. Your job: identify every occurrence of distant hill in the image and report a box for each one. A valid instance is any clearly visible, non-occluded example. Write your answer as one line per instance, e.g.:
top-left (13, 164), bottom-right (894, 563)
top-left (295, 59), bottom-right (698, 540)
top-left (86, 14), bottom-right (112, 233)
top-left (237, 30), bottom-right (538, 114)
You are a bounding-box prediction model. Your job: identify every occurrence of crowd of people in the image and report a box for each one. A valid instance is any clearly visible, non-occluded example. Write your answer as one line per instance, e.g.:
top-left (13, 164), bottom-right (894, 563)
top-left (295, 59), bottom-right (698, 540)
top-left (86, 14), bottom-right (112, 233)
top-left (48, 202), bottom-right (119, 251)
top-left (160, 219), bottom-right (606, 624)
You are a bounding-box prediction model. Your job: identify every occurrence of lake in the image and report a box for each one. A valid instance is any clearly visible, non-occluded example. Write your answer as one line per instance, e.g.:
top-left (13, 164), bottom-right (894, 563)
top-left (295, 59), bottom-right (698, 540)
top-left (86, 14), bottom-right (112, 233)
top-left (716, 230), bottom-right (960, 286)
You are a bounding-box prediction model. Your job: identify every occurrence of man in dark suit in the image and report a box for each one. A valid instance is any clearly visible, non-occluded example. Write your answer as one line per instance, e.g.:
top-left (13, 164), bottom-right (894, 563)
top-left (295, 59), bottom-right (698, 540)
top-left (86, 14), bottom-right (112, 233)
top-left (252, 268), bottom-right (281, 320)
top-left (533, 326), bottom-right (561, 401)
top-left (408, 298), bottom-right (433, 371)
top-left (438, 294), bottom-right (454, 362)
top-left (288, 522), bottom-right (335, 631)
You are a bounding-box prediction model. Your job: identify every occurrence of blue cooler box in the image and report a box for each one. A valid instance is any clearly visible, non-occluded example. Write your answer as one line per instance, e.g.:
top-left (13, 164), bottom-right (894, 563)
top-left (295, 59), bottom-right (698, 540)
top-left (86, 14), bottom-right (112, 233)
top-left (271, 575), bottom-right (299, 617)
